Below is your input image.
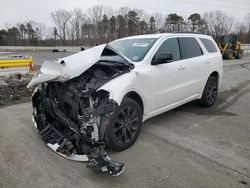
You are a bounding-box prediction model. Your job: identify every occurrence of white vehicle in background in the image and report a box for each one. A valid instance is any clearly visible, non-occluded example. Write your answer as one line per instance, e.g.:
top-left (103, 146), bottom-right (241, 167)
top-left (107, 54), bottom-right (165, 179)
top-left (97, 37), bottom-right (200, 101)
top-left (28, 33), bottom-right (223, 176)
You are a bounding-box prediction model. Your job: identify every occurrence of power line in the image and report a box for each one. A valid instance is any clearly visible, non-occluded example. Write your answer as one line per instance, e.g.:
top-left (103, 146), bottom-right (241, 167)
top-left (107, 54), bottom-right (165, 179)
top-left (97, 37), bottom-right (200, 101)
top-left (99, 0), bottom-right (250, 15)
top-left (218, 0), bottom-right (250, 5)
top-left (98, 0), bottom-right (196, 14)
top-left (172, 0), bottom-right (250, 11)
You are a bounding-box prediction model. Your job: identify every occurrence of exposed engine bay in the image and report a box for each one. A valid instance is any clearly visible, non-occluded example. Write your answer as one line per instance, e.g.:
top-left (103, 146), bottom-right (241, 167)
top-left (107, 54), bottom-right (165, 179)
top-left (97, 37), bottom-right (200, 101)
top-left (31, 49), bottom-right (133, 176)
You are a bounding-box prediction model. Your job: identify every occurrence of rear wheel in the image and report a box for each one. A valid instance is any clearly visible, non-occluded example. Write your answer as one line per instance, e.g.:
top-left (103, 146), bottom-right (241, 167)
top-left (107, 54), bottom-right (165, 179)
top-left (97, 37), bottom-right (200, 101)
top-left (199, 75), bottom-right (218, 107)
top-left (105, 98), bottom-right (142, 151)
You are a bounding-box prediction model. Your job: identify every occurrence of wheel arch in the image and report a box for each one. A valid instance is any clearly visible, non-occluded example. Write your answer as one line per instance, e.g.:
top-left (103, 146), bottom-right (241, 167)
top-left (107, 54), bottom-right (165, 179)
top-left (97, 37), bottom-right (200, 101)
top-left (124, 91), bottom-right (144, 115)
top-left (210, 71), bottom-right (219, 83)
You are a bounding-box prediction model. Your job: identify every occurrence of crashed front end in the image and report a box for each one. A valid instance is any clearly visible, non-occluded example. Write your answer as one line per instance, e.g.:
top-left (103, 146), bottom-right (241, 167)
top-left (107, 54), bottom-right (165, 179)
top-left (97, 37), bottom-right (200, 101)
top-left (29, 45), bottom-right (132, 176)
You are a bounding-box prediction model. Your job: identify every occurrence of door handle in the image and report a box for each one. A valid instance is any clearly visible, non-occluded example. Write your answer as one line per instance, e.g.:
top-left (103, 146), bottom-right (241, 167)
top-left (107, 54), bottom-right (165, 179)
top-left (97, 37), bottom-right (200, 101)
top-left (178, 65), bottom-right (186, 70)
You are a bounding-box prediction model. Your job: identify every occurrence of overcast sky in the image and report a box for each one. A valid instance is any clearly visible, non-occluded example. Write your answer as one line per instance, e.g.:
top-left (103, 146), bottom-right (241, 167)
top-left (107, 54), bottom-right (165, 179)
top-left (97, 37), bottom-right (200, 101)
top-left (0, 0), bottom-right (249, 29)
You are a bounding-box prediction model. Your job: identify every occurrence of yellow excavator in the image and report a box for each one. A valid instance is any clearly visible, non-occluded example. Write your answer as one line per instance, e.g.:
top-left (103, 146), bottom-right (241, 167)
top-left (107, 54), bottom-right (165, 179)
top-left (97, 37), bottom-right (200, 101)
top-left (217, 35), bottom-right (244, 59)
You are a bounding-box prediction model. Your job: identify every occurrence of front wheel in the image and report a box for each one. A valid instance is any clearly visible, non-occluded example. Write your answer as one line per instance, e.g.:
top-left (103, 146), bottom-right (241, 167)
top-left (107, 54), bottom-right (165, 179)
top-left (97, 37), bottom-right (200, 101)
top-left (224, 49), bottom-right (233, 60)
top-left (105, 98), bottom-right (142, 151)
top-left (199, 75), bottom-right (218, 107)
top-left (235, 50), bottom-right (242, 59)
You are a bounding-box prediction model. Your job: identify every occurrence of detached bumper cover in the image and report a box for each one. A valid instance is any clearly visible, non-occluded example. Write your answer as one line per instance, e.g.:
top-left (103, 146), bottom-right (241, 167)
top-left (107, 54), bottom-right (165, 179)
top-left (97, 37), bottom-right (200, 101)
top-left (32, 87), bottom-right (124, 176)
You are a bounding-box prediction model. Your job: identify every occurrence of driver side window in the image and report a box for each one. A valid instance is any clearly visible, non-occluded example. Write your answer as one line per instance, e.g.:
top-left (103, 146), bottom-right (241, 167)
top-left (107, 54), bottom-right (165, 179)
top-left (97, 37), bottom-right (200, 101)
top-left (157, 38), bottom-right (180, 61)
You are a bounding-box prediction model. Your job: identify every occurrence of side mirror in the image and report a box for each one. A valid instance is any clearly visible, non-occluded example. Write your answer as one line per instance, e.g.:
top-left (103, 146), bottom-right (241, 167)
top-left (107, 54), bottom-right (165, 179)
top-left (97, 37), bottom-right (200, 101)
top-left (152, 52), bottom-right (173, 65)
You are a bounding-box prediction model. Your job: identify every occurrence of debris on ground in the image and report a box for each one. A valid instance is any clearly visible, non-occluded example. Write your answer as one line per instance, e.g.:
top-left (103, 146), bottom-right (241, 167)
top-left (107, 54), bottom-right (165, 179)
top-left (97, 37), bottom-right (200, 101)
top-left (0, 73), bottom-right (33, 107)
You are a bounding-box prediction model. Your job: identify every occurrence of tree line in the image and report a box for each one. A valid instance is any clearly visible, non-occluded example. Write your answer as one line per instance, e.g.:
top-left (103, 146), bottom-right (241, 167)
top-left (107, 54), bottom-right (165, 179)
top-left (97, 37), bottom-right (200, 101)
top-left (0, 6), bottom-right (249, 46)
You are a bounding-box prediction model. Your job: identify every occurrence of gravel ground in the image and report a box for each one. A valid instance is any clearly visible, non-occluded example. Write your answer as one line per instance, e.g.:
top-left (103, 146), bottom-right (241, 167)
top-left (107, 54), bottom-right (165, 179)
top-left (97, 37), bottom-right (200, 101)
top-left (0, 74), bottom-right (33, 107)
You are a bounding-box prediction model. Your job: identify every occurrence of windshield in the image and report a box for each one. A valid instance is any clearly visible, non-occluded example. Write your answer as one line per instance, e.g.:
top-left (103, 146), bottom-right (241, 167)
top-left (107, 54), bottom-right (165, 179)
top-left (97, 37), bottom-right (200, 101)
top-left (109, 38), bottom-right (158, 62)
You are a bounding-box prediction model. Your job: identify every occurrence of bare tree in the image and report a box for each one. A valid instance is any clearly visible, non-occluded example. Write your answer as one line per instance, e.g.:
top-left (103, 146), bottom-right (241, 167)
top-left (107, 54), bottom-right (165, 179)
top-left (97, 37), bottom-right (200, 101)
top-left (68, 9), bottom-right (82, 43)
top-left (245, 13), bottom-right (250, 32)
top-left (152, 13), bottom-right (164, 31)
top-left (118, 7), bottom-right (131, 17)
top-left (203, 10), bottom-right (234, 41)
top-left (231, 13), bottom-right (250, 44)
top-left (87, 5), bottom-right (112, 40)
top-left (133, 8), bottom-right (148, 22)
top-left (87, 5), bottom-right (114, 26)
top-left (71, 8), bottom-right (85, 44)
top-left (27, 21), bottom-right (47, 40)
top-left (51, 9), bottom-right (72, 44)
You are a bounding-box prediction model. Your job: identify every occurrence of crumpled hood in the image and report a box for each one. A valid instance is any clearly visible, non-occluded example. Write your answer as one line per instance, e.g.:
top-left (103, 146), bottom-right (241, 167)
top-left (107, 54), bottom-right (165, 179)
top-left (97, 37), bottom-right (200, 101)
top-left (27, 44), bottom-right (132, 88)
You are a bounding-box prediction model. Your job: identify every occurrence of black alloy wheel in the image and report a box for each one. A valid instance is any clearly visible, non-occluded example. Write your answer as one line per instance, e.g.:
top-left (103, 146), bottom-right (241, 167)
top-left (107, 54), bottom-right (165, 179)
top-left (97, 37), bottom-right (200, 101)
top-left (105, 98), bottom-right (142, 151)
top-left (199, 75), bottom-right (218, 107)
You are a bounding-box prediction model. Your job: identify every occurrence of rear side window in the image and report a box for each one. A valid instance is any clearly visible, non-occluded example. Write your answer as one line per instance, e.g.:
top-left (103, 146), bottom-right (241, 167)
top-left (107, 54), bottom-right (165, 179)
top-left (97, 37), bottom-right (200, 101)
top-left (157, 38), bottom-right (180, 61)
top-left (200, 38), bottom-right (218, 53)
top-left (178, 37), bottom-right (203, 59)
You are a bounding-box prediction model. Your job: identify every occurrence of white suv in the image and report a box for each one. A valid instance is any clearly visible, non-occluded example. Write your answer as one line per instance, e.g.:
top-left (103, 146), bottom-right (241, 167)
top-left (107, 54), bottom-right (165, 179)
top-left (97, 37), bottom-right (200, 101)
top-left (28, 33), bottom-right (223, 175)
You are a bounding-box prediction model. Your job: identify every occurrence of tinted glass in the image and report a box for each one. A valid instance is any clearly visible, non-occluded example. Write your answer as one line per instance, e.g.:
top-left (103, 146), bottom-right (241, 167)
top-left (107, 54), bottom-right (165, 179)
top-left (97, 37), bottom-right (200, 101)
top-left (178, 37), bottom-right (203, 59)
top-left (200, 38), bottom-right (218, 53)
top-left (157, 38), bottom-right (180, 61)
top-left (109, 38), bottom-right (157, 62)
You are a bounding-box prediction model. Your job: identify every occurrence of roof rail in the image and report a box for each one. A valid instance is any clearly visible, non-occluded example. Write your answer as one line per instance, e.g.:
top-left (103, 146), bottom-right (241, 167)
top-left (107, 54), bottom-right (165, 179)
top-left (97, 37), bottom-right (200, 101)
top-left (171, 32), bottom-right (209, 35)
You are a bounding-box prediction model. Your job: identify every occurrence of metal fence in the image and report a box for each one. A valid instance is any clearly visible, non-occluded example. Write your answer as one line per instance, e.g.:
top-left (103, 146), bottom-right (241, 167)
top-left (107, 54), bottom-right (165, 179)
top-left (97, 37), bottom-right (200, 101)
top-left (242, 44), bottom-right (250, 55)
top-left (0, 46), bottom-right (82, 52)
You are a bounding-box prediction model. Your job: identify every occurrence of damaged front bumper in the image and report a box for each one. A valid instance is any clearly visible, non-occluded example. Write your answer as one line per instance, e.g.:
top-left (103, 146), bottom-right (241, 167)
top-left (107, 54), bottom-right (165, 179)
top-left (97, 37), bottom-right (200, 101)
top-left (31, 83), bottom-right (124, 176)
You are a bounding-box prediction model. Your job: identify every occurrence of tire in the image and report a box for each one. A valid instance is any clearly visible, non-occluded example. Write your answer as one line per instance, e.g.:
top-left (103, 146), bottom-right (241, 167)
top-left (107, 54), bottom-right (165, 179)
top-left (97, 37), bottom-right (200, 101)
top-left (224, 49), bottom-right (233, 60)
top-left (199, 75), bottom-right (218, 107)
top-left (235, 50), bottom-right (242, 59)
top-left (105, 98), bottom-right (142, 151)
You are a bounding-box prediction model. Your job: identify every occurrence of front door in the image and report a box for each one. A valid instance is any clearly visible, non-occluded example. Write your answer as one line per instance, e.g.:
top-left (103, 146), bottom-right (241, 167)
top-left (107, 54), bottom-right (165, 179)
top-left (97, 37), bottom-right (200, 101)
top-left (147, 37), bottom-right (187, 111)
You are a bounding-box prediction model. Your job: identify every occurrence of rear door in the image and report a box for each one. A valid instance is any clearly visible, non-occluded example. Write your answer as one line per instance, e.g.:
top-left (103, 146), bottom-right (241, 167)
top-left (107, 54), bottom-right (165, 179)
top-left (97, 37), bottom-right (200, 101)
top-left (176, 37), bottom-right (210, 96)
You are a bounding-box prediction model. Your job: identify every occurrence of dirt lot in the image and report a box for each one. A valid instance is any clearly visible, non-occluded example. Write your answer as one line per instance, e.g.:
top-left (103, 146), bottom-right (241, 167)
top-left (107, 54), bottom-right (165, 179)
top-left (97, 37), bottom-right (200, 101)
top-left (0, 57), bottom-right (250, 188)
top-left (0, 74), bottom-right (32, 107)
